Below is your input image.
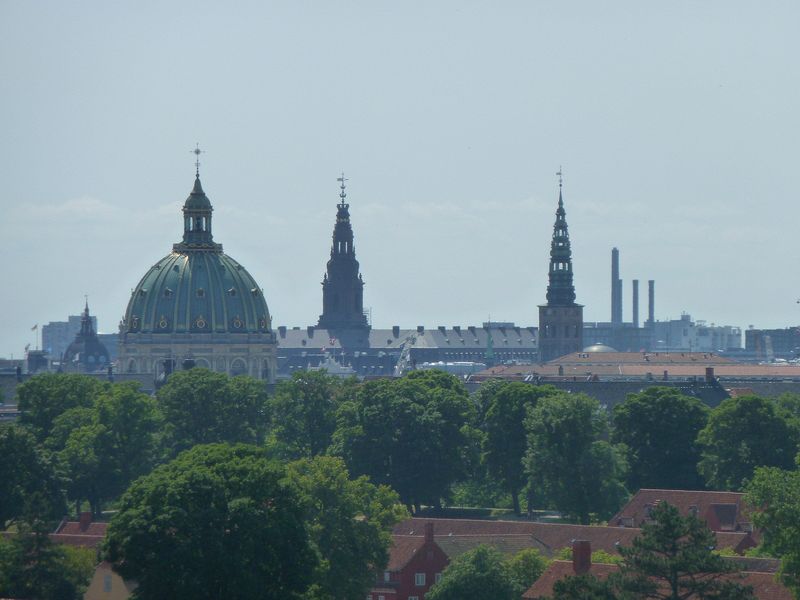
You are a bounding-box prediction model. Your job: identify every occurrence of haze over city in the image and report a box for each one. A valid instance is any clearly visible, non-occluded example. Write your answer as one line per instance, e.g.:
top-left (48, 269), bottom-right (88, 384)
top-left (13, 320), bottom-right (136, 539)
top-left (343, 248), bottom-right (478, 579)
top-left (1, 1), bottom-right (798, 358)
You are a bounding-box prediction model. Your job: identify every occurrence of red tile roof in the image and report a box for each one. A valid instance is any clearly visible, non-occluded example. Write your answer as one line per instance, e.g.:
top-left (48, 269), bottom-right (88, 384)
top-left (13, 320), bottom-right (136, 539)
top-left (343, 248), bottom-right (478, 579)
top-left (393, 517), bottom-right (753, 556)
top-left (609, 489), bottom-right (755, 538)
top-left (50, 517), bottom-right (108, 548)
top-left (386, 535), bottom-right (427, 571)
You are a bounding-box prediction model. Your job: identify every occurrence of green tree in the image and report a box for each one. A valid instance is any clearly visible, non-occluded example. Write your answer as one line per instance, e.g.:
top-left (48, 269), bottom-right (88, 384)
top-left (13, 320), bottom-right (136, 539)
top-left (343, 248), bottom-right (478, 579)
top-left (506, 547), bottom-right (550, 594)
top-left (105, 444), bottom-right (315, 600)
top-left (525, 393), bottom-right (628, 524)
top-left (551, 574), bottom-right (618, 600)
top-left (56, 382), bottom-right (160, 515)
top-left (157, 368), bottom-right (269, 454)
top-left (16, 373), bottom-right (106, 441)
top-left (0, 424), bottom-right (64, 527)
top-left (332, 371), bottom-right (475, 511)
top-left (612, 387), bottom-right (709, 491)
top-left (285, 455), bottom-right (407, 600)
top-left (611, 501), bottom-right (755, 599)
top-left (483, 382), bottom-right (558, 514)
top-left (268, 370), bottom-right (350, 459)
top-left (0, 503), bottom-right (95, 600)
top-left (746, 462), bottom-right (800, 596)
top-left (697, 395), bottom-right (799, 490)
top-left (426, 545), bottom-right (516, 600)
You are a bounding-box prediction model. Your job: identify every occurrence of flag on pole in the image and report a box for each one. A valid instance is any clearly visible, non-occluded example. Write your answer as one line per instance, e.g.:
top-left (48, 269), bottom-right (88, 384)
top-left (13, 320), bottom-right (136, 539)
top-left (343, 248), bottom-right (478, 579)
top-left (31, 324), bottom-right (38, 331)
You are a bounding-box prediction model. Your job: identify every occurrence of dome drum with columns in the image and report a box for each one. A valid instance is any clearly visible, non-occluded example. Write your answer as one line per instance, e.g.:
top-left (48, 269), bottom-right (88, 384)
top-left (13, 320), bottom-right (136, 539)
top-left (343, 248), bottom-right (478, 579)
top-left (119, 164), bottom-right (276, 381)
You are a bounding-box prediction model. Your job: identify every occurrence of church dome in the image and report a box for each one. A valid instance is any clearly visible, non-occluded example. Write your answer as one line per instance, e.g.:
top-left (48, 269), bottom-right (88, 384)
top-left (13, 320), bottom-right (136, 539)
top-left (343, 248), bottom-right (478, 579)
top-left (64, 302), bottom-right (110, 371)
top-left (122, 175), bottom-right (272, 336)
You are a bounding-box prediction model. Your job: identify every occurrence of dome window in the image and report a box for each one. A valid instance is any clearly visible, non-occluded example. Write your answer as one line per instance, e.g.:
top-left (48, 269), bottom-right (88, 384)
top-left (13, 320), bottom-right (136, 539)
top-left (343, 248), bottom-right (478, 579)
top-left (138, 289), bottom-right (147, 296)
top-left (164, 288), bottom-right (173, 298)
top-left (196, 288), bottom-right (205, 298)
top-left (251, 288), bottom-right (259, 296)
top-left (228, 288), bottom-right (237, 297)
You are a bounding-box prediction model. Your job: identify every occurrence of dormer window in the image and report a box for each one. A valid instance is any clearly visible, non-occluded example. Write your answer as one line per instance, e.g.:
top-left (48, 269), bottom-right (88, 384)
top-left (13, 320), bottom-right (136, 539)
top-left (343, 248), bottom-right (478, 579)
top-left (196, 288), bottom-right (205, 298)
top-left (164, 288), bottom-right (173, 298)
top-left (228, 288), bottom-right (237, 297)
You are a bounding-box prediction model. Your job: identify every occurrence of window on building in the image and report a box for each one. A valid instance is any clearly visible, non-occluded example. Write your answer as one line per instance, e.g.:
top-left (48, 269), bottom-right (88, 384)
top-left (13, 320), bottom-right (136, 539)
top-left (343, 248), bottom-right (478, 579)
top-left (409, 596), bottom-right (419, 600)
top-left (383, 571), bottom-right (390, 582)
top-left (435, 572), bottom-right (442, 583)
top-left (415, 572), bottom-right (426, 586)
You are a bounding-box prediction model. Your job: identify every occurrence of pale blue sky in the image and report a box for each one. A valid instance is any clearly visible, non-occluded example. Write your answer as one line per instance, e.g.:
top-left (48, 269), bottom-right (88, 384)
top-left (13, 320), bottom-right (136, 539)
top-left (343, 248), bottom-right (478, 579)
top-left (1, 1), bottom-right (798, 356)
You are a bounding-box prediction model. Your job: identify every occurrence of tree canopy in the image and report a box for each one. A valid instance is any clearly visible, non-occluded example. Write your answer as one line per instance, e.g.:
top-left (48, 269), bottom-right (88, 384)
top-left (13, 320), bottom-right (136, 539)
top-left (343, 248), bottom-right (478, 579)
top-left (105, 444), bottom-right (315, 600)
top-left (156, 368), bottom-right (269, 453)
top-left (697, 395), bottom-right (800, 490)
top-left (612, 387), bottom-right (709, 491)
top-left (525, 392), bottom-right (628, 524)
top-left (482, 382), bottom-right (558, 514)
top-left (426, 545), bottom-right (516, 600)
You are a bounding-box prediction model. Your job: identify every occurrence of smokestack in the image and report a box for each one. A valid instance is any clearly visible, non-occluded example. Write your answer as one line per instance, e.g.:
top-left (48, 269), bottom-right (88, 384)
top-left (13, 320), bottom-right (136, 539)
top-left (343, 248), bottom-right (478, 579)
top-left (648, 280), bottom-right (655, 327)
top-left (632, 279), bottom-right (639, 328)
top-left (611, 248), bottom-right (622, 325)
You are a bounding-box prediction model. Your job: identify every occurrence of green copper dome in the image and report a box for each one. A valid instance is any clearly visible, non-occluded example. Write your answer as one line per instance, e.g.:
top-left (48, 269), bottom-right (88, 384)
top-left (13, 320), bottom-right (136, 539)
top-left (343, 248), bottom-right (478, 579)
top-left (122, 176), bottom-right (272, 335)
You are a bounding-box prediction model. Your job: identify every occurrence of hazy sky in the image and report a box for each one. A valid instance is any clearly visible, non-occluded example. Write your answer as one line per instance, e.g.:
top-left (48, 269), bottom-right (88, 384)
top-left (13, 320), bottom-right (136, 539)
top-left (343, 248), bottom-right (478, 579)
top-left (1, 1), bottom-right (798, 357)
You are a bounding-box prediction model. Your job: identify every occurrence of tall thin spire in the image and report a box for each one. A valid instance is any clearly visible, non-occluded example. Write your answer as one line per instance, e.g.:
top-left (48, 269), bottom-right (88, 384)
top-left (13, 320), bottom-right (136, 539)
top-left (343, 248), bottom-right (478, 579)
top-left (545, 171), bottom-right (577, 306)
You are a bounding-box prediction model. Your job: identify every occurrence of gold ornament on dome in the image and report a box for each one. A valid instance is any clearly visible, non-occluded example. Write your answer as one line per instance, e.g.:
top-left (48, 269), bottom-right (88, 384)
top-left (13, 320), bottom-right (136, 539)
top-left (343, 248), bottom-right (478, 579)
top-left (232, 316), bottom-right (243, 329)
top-left (196, 315), bottom-right (207, 329)
top-left (158, 316), bottom-right (168, 329)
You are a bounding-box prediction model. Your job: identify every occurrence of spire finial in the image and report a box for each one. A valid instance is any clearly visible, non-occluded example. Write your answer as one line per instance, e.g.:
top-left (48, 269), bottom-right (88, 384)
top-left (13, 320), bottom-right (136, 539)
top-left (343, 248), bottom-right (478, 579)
top-left (556, 166), bottom-right (563, 188)
top-left (337, 172), bottom-right (348, 203)
top-left (84, 294), bottom-right (89, 312)
top-left (192, 143), bottom-right (204, 178)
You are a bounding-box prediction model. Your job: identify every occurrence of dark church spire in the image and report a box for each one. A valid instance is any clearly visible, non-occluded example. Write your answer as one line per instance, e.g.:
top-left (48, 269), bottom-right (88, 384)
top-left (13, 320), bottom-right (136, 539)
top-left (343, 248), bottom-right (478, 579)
top-left (317, 173), bottom-right (368, 330)
top-left (545, 170), bottom-right (577, 306)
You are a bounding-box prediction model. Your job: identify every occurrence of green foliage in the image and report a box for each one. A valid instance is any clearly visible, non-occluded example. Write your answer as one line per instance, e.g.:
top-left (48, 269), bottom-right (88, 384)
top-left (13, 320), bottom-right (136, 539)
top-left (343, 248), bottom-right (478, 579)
top-left (52, 382), bottom-right (160, 515)
top-left (697, 395), bottom-right (800, 490)
top-left (524, 393), bottom-right (628, 524)
top-left (612, 387), bottom-right (709, 491)
top-left (611, 501), bottom-right (755, 599)
top-left (16, 373), bottom-right (107, 441)
top-left (0, 514), bottom-right (94, 600)
top-left (268, 371), bottom-right (349, 459)
top-left (551, 574), bottom-right (618, 600)
top-left (285, 456), bottom-right (407, 600)
top-left (157, 368), bottom-right (269, 454)
top-left (0, 424), bottom-right (64, 526)
top-left (552, 547), bottom-right (623, 565)
top-left (331, 370), bottom-right (475, 511)
top-left (426, 545), bottom-right (516, 600)
top-left (746, 463), bottom-right (800, 595)
top-left (506, 547), bottom-right (550, 594)
top-left (106, 443), bottom-right (315, 600)
top-left (482, 383), bottom-right (558, 514)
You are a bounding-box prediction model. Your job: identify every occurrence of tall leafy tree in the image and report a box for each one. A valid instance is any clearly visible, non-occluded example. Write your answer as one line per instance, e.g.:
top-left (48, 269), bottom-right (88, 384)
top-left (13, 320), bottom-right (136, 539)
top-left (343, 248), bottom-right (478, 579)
top-left (55, 382), bottom-right (160, 515)
top-left (105, 444), bottom-right (315, 600)
top-left (427, 545), bottom-right (516, 600)
top-left (268, 370), bottom-right (349, 459)
top-left (506, 547), bottom-right (550, 595)
top-left (612, 387), bottom-right (709, 491)
top-left (611, 501), bottom-right (755, 599)
top-left (16, 373), bottom-right (106, 441)
top-left (482, 382), bottom-right (558, 515)
top-left (0, 424), bottom-right (64, 527)
top-left (697, 395), bottom-right (800, 490)
top-left (157, 368), bottom-right (269, 454)
top-left (525, 393), bottom-right (627, 524)
top-left (332, 370), bottom-right (475, 512)
top-left (746, 462), bottom-right (800, 596)
top-left (285, 456), bottom-right (407, 600)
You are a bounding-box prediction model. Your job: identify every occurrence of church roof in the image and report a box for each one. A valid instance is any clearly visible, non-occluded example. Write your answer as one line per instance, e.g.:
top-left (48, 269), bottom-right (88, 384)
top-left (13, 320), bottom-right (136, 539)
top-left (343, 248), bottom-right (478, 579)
top-left (122, 174), bottom-right (272, 336)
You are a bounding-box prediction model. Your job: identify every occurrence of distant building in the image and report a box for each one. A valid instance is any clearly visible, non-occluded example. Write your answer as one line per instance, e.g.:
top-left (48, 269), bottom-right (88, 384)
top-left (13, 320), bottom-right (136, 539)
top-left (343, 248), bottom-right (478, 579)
top-left (62, 302), bottom-right (110, 373)
top-left (746, 326), bottom-right (800, 361)
top-left (42, 313), bottom-right (98, 359)
top-left (538, 179), bottom-right (583, 362)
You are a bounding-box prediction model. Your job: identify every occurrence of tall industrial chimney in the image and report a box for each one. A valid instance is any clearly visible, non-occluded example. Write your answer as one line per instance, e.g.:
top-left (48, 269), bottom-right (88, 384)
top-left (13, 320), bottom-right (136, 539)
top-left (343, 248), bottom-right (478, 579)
top-left (647, 280), bottom-right (655, 327)
top-left (632, 279), bottom-right (639, 328)
top-left (611, 248), bottom-right (622, 325)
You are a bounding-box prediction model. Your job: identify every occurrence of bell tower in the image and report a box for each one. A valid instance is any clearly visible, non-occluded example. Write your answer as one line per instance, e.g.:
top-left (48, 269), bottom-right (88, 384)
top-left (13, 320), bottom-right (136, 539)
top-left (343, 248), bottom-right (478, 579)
top-left (317, 174), bottom-right (368, 330)
top-left (538, 170), bottom-right (583, 362)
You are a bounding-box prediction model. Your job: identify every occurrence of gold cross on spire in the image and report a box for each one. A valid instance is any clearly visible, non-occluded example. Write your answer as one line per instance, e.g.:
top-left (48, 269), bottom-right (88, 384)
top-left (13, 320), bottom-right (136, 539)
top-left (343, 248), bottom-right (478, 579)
top-left (556, 166), bottom-right (563, 188)
top-left (192, 143), bottom-right (204, 177)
